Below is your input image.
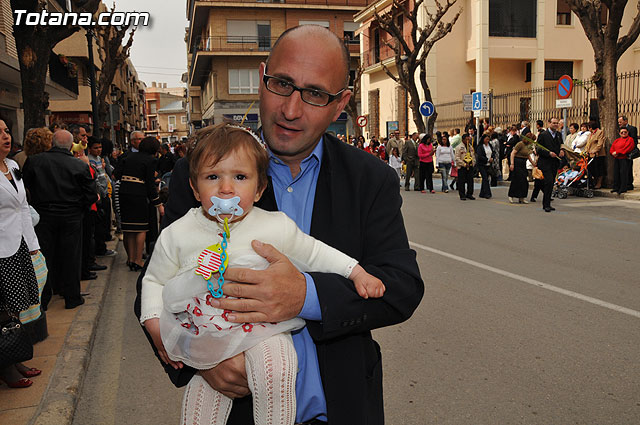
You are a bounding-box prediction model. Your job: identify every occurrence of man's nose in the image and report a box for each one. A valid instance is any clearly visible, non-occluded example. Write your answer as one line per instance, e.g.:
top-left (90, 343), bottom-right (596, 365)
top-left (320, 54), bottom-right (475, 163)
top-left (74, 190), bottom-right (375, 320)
top-left (282, 90), bottom-right (304, 121)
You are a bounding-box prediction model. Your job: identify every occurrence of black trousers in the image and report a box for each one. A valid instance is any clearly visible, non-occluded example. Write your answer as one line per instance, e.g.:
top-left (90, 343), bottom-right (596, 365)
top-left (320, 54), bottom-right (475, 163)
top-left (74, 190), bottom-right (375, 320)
top-left (36, 214), bottom-right (83, 308)
top-left (94, 196), bottom-right (112, 255)
top-left (82, 210), bottom-right (96, 276)
top-left (457, 166), bottom-right (474, 199)
top-left (478, 165), bottom-right (492, 198)
top-left (419, 161), bottom-right (434, 191)
top-left (613, 158), bottom-right (631, 192)
top-left (405, 160), bottom-right (420, 190)
top-left (540, 166), bottom-right (555, 208)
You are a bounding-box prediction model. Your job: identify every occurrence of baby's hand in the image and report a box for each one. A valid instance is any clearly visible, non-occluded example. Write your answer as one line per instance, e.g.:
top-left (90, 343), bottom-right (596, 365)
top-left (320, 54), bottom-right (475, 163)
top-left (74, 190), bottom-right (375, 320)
top-left (349, 265), bottom-right (386, 299)
top-left (144, 318), bottom-right (183, 370)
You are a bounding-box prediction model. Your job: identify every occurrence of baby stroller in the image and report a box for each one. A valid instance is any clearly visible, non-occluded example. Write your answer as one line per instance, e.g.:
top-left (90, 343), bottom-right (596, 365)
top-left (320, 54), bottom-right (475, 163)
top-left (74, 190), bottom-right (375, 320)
top-left (552, 152), bottom-right (593, 199)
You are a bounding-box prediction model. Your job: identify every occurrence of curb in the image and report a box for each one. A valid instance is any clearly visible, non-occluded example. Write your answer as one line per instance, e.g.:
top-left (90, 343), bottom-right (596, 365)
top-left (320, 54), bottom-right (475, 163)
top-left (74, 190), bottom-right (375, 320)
top-left (29, 243), bottom-right (118, 425)
top-left (490, 178), bottom-right (640, 201)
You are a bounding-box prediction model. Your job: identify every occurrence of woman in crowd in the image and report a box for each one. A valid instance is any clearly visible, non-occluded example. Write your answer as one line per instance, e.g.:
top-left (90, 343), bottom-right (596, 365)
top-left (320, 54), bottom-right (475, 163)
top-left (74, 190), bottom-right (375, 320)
top-left (417, 133), bottom-right (435, 193)
top-left (476, 134), bottom-right (494, 199)
top-left (564, 123), bottom-right (579, 149)
top-left (13, 127), bottom-right (53, 169)
top-left (114, 137), bottom-right (164, 271)
top-left (355, 138), bottom-right (365, 150)
top-left (0, 118), bottom-right (42, 388)
top-left (436, 135), bottom-right (454, 192)
top-left (572, 122), bottom-right (591, 153)
top-left (585, 121), bottom-right (607, 189)
top-left (508, 132), bottom-right (536, 203)
top-left (610, 127), bottom-right (635, 194)
top-left (389, 147), bottom-right (402, 181)
top-left (489, 130), bottom-right (501, 186)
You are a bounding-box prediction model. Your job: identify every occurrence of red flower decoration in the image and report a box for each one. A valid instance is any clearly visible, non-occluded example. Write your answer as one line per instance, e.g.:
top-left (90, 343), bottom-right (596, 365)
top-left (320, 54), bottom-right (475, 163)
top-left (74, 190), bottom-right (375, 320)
top-left (181, 323), bottom-right (191, 329)
top-left (195, 297), bottom-right (201, 305)
top-left (222, 310), bottom-right (231, 322)
top-left (242, 323), bottom-right (253, 333)
top-left (214, 324), bottom-right (222, 331)
top-left (206, 294), bottom-right (214, 306)
top-left (193, 306), bottom-right (202, 317)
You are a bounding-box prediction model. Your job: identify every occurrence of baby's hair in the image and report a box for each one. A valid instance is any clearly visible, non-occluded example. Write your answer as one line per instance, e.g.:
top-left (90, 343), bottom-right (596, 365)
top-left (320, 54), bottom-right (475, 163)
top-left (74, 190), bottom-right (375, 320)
top-left (188, 123), bottom-right (269, 192)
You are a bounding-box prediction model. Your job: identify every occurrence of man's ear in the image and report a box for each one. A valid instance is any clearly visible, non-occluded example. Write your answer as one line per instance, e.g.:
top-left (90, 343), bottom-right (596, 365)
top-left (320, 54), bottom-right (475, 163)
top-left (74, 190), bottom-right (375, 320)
top-left (189, 179), bottom-right (201, 202)
top-left (332, 89), bottom-right (352, 122)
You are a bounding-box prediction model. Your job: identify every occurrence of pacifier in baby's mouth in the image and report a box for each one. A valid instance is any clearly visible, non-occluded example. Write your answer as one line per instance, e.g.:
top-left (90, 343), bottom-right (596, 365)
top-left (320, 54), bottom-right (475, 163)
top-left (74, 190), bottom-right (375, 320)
top-left (207, 196), bottom-right (244, 222)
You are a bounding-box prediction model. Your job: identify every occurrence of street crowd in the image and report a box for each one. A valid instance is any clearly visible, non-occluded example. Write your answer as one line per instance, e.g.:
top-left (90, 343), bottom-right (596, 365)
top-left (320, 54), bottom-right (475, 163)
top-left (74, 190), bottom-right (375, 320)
top-left (339, 115), bottom-right (638, 212)
top-left (0, 115), bottom-right (181, 389)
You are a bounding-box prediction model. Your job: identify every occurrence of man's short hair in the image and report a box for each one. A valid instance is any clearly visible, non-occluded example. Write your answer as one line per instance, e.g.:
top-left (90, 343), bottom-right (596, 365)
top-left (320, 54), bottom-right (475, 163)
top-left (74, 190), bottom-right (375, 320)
top-left (536, 120), bottom-right (544, 127)
top-left (619, 115), bottom-right (628, 122)
top-left (52, 130), bottom-right (74, 149)
top-left (267, 25), bottom-right (351, 88)
top-left (462, 133), bottom-right (470, 141)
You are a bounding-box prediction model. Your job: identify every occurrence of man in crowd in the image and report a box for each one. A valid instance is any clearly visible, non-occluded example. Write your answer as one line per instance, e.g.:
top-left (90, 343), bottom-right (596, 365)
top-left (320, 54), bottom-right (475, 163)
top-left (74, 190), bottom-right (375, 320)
top-left (618, 115), bottom-right (637, 190)
top-left (520, 121), bottom-right (531, 137)
top-left (135, 25), bottom-right (423, 425)
top-left (87, 137), bottom-right (116, 258)
top-left (505, 125), bottom-right (520, 180)
top-left (157, 143), bottom-right (176, 177)
top-left (386, 130), bottom-right (400, 160)
top-left (23, 130), bottom-right (98, 309)
top-left (537, 117), bottom-right (564, 212)
top-left (402, 131), bottom-right (421, 191)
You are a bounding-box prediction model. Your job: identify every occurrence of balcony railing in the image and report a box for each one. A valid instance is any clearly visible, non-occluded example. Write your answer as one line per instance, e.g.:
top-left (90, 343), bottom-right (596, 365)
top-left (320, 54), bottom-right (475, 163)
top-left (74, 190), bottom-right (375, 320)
top-left (49, 52), bottom-right (79, 95)
top-left (362, 44), bottom-right (398, 68)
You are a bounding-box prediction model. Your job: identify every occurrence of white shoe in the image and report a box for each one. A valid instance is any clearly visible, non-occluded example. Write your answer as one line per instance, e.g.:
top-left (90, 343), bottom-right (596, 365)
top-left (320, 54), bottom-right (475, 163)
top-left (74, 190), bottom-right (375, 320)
top-left (509, 197), bottom-right (515, 203)
top-left (520, 198), bottom-right (529, 204)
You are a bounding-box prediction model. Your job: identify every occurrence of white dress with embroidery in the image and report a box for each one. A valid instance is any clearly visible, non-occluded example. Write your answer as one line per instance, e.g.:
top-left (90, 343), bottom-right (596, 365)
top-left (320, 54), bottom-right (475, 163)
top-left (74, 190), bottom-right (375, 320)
top-left (140, 207), bottom-right (357, 370)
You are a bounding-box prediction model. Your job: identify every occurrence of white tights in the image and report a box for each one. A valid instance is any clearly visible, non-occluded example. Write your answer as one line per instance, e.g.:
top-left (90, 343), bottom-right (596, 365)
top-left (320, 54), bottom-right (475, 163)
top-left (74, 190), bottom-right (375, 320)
top-left (181, 332), bottom-right (297, 425)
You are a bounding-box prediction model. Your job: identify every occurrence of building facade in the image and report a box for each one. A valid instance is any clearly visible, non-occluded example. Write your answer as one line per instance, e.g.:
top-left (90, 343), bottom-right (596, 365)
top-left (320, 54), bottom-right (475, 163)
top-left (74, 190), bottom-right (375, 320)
top-left (185, 0), bottom-right (374, 135)
top-left (356, 0), bottom-right (640, 138)
top-left (145, 82), bottom-right (188, 143)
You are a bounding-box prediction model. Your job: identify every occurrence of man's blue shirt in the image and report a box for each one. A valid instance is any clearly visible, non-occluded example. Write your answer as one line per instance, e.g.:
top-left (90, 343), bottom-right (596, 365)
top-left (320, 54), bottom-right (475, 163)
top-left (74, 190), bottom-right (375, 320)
top-left (266, 138), bottom-right (327, 422)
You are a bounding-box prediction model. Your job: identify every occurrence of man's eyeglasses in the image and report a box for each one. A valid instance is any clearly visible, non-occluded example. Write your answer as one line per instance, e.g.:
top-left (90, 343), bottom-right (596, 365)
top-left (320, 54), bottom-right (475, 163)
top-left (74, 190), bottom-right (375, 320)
top-left (262, 73), bottom-right (345, 107)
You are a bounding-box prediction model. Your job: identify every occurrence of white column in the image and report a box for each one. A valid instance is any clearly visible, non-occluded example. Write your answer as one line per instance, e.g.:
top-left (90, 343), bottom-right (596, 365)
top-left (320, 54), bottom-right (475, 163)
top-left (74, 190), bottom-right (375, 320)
top-left (475, 0), bottom-right (489, 118)
top-left (531, 0), bottom-right (546, 123)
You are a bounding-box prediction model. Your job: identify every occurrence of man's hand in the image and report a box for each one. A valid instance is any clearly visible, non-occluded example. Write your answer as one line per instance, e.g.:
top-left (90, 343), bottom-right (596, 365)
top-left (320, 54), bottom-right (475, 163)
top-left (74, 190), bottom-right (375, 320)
top-left (550, 152), bottom-right (557, 158)
top-left (212, 240), bottom-right (306, 323)
top-left (200, 353), bottom-right (249, 399)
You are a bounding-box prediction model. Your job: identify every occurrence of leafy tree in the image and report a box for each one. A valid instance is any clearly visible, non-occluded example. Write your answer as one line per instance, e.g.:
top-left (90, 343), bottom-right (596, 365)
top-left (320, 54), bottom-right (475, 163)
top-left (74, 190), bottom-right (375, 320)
top-left (10, 0), bottom-right (100, 134)
top-left (373, 0), bottom-right (461, 135)
top-left (564, 0), bottom-right (640, 185)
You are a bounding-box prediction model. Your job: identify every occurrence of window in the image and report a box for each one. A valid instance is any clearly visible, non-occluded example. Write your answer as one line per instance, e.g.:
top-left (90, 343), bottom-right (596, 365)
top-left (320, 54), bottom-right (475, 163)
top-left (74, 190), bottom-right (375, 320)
top-left (544, 61), bottom-right (573, 80)
top-left (525, 62), bottom-right (532, 82)
top-left (557, 0), bottom-right (571, 25)
top-left (489, 0), bottom-right (536, 38)
top-left (149, 102), bottom-right (157, 114)
top-left (344, 22), bottom-right (360, 44)
top-left (299, 20), bottom-right (329, 28)
top-left (227, 20), bottom-right (269, 43)
top-left (228, 69), bottom-right (259, 94)
top-left (181, 115), bottom-right (187, 124)
top-left (168, 116), bottom-right (176, 130)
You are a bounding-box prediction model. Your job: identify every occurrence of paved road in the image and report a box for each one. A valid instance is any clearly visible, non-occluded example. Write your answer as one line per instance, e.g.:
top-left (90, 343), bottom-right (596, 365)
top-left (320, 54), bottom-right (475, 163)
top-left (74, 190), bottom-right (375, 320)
top-left (74, 185), bottom-right (640, 424)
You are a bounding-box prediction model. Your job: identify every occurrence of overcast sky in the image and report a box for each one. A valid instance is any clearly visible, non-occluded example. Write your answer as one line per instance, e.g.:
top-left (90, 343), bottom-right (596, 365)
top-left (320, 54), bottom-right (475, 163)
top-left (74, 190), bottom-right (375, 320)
top-left (118, 1), bottom-right (188, 88)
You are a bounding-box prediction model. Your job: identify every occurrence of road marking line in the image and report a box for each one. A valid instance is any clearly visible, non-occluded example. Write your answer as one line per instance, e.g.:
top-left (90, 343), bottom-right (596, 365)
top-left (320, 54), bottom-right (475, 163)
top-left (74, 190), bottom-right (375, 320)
top-left (410, 241), bottom-right (640, 319)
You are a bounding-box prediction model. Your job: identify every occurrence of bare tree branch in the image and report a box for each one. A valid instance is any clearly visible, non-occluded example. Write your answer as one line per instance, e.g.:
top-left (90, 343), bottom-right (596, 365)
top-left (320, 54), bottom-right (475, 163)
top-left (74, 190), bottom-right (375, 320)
top-left (617, 1), bottom-right (640, 56)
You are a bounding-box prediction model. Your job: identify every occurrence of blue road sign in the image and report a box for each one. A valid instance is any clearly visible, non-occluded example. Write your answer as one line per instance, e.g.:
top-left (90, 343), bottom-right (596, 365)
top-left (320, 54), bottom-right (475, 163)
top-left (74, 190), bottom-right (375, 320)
top-left (420, 101), bottom-right (435, 117)
top-left (472, 92), bottom-right (482, 111)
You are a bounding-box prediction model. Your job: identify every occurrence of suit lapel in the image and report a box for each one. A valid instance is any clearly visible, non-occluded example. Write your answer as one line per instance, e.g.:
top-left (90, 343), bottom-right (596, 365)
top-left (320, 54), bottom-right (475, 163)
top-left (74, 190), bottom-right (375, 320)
top-left (0, 172), bottom-right (20, 202)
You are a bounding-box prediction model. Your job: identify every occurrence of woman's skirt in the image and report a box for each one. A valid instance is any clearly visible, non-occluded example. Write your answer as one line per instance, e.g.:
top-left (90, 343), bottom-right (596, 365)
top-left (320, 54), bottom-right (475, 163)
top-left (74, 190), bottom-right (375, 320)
top-left (120, 193), bottom-right (150, 232)
top-left (20, 251), bottom-right (49, 343)
top-left (508, 157), bottom-right (529, 198)
top-left (0, 238), bottom-right (39, 313)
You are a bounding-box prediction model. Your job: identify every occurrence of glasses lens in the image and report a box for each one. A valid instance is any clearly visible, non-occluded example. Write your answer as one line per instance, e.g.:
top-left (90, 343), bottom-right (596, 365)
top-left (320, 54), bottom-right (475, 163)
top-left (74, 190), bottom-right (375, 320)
top-left (300, 89), bottom-right (330, 106)
top-left (266, 77), bottom-right (294, 96)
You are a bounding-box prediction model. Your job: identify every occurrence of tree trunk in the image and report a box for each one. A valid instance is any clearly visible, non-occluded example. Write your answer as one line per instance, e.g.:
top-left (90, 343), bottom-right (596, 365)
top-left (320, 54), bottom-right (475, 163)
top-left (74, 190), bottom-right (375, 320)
top-left (16, 42), bottom-right (51, 131)
top-left (419, 62), bottom-right (437, 135)
top-left (598, 48), bottom-right (619, 188)
top-left (408, 84), bottom-right (425, 134)
top-left (344, 97), bottom-right (361, 137)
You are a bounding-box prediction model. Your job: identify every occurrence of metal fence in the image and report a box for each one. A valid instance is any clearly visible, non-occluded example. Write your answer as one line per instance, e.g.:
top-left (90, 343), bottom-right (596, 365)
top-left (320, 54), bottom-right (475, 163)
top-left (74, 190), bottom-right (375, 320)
top-left (434, 70), bottom-right (640, 131)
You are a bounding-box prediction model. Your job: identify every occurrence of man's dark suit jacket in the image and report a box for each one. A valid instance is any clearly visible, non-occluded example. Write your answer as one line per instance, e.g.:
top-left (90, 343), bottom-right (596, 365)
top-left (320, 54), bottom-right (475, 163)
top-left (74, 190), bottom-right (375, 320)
top-left (134, 133), bottom-right (424, 425)
top-left (536, 129), bottom-right (562, 172)
top-left (623, 123), bottom-right (638, 145)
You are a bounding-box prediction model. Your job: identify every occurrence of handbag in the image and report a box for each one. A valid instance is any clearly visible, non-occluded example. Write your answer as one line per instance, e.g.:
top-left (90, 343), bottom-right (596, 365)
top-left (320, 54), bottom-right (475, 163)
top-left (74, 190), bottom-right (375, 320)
top-left (532, 167), bottom-right (544, 180)
top-left (450, 162), bottom-right (458, 177)
top-left (0, 311), bottom-right (33, 368)
top-left (628, 146), bottom-right (640, 160)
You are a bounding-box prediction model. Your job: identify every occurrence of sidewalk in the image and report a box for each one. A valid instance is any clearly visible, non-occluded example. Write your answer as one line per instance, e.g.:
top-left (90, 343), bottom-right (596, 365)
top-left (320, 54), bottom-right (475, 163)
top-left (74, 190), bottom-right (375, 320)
top-left (494, 178), bottom-right (640, 201)
top-left (0, 240), bottom-right (118, 425)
